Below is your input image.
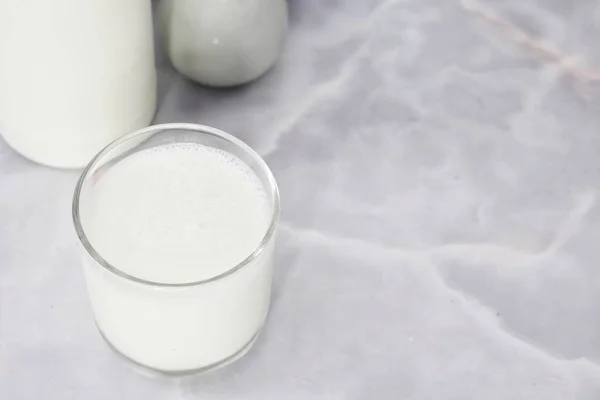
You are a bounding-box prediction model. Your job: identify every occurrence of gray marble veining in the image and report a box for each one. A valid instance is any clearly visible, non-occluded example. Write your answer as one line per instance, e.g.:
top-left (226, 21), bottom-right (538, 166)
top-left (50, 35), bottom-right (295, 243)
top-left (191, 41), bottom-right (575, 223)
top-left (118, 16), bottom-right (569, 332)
top-left (3, 0), bottom-right (600, 398)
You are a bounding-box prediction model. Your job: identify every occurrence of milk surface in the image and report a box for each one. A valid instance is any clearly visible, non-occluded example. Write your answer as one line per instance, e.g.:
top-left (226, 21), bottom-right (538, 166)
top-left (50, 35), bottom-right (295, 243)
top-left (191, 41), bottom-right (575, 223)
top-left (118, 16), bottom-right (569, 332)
top-left (81, 143), bottom-right (275, 372)
top-left (86, 143), bottom-right (271, 283)
top-left (0, 0), bottom-right (156, 168)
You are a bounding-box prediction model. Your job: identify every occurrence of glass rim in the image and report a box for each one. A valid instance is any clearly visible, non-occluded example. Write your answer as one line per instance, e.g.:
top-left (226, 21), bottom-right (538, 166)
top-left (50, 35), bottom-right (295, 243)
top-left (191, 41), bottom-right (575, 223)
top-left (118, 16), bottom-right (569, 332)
top-left (72, 123), bottom-right (280, 288)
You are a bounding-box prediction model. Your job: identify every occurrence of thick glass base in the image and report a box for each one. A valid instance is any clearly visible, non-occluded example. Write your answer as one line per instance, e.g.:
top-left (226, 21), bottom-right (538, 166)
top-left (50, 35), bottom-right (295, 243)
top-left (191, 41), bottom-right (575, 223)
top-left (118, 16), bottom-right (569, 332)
top-left (97, 327), bottom-right (261, 377)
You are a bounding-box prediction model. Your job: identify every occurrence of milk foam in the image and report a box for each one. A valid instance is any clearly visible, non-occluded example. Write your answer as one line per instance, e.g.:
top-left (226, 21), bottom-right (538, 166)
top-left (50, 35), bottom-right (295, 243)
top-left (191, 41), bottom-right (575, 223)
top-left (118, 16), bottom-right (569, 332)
top-left (84, 142), bottom-right (271, 283)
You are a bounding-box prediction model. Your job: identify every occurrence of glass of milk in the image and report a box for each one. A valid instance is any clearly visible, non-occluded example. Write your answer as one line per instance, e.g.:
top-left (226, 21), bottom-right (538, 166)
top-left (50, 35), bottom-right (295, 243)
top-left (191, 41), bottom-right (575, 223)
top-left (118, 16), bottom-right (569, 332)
top-left (72, 123), bottom-right (279, 375)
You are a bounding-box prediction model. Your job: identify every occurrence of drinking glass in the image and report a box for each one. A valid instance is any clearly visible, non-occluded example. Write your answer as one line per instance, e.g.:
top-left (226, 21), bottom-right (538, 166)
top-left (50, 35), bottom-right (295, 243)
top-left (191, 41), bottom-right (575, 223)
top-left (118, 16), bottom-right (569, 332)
top-left (72, 123), bottom-right (280, 375)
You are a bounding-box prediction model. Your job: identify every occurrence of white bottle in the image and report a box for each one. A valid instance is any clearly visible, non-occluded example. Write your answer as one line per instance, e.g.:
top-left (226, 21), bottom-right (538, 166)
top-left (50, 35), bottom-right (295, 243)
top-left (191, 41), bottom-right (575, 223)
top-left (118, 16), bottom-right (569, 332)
top-left (0, 0), bottom-right (157, 168)
top-left (159, 0), bottom-right (288, 87)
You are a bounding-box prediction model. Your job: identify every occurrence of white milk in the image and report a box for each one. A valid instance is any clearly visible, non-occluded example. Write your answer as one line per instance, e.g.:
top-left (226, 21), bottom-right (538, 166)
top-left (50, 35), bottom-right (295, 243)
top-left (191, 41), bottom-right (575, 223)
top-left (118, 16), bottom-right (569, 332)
top-left (0, 0), bottom-right (156, 168)
top-left (80, 143), bottom-right (275, 372)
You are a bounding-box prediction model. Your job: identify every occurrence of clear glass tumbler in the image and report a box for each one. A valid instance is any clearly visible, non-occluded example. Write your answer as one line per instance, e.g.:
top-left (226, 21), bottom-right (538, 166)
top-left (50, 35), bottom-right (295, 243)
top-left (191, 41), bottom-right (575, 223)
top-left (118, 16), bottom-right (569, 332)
top-left (72, 123), bottom-right (280, 375)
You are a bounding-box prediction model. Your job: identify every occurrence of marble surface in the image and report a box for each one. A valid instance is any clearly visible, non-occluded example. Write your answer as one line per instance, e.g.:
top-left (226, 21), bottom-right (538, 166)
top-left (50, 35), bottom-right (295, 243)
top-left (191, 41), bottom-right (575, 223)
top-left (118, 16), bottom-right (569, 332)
top-left (3, 0), bottom-right (600, 398)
